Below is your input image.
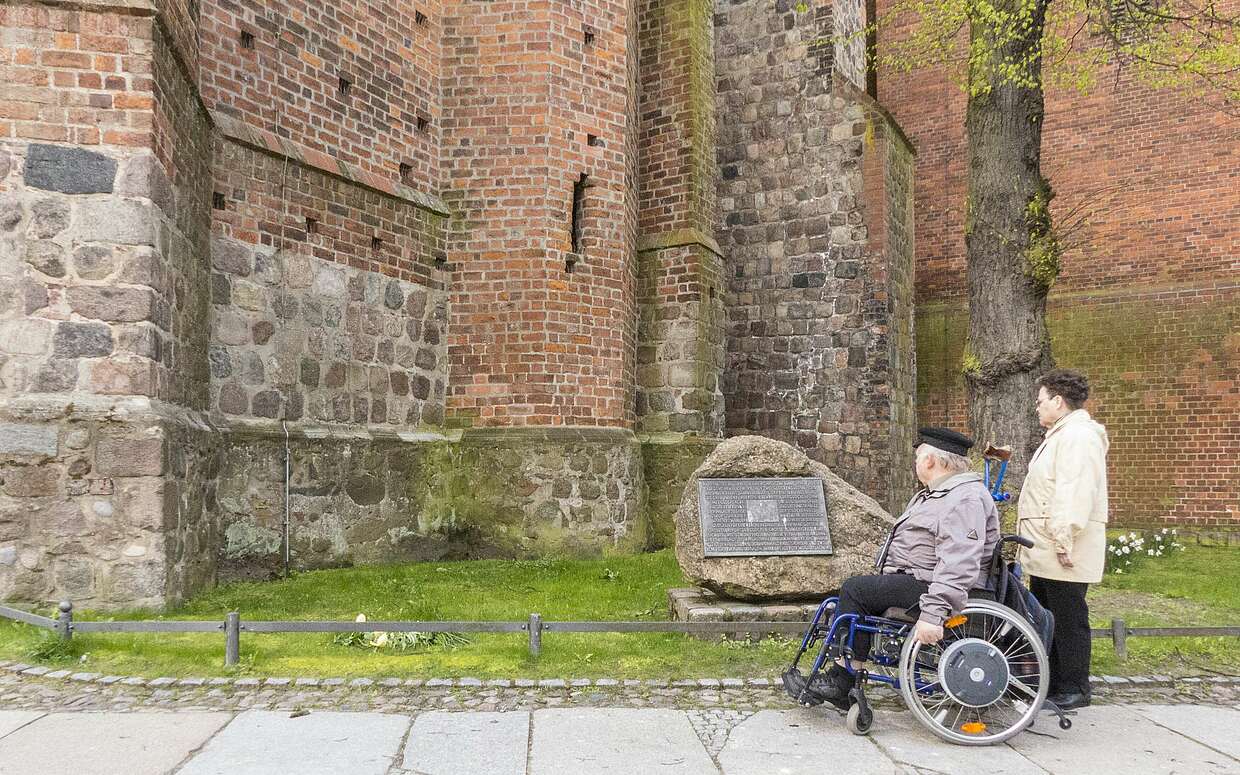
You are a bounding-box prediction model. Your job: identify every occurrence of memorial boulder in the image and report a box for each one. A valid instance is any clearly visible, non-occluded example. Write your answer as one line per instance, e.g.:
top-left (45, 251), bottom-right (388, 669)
top-left (673, 435), bottom-right (895, 601)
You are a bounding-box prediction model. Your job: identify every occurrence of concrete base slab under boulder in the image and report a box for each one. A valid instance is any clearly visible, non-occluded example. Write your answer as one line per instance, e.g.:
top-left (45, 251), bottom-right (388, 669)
top-left (667, 586), bottom-right (819, 639)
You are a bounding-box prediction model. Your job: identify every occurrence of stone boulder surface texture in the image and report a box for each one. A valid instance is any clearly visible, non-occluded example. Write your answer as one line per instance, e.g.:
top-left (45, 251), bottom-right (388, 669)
top-left (673, 435), bottom-right (896, 601)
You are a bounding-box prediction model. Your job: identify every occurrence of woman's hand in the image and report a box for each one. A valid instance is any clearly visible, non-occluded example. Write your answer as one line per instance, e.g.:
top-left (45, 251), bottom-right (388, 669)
top-left (1057, 550), bottom-right (1074, 568)
top-left (913, 620), bottom-right (944, 645)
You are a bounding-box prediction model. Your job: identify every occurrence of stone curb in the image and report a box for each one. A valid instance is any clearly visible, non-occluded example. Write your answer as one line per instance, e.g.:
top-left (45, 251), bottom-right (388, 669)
top-left (1, 660), bottom-right (1235, 691)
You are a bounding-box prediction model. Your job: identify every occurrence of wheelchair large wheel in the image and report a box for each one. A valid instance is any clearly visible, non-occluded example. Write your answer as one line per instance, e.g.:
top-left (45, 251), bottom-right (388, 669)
top-left (897, 599), bottom-right (1049, 746)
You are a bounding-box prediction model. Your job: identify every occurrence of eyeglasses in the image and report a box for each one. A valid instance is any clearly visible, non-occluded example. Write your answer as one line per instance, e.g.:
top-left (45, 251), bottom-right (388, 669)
top-left (1035, 394), bottom-right (1059, 407)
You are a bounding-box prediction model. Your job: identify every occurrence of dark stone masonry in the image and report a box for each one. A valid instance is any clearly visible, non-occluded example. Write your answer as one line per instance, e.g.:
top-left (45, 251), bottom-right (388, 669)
top-left (1, 0), bottom-right (916, 608)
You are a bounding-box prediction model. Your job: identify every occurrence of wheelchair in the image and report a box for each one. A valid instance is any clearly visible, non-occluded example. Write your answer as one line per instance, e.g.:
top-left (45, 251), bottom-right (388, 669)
top-left (781, 535), bottom-right (1073, 745)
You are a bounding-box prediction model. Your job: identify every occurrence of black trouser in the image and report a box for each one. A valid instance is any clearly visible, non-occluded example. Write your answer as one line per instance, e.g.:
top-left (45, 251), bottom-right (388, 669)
top-left (833, 573), bottom-right (928, 661)
top-left (1030, 575), bottom-right (1092, 695)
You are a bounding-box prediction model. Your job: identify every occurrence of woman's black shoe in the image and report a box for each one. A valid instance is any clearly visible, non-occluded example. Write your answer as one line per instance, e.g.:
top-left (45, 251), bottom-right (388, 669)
top-left (1048, 690), bottom-right (1091, 710)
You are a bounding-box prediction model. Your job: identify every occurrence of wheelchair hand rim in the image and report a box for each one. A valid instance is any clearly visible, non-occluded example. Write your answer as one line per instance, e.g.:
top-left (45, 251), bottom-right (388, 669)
top-left (897, 599), bottom-right (1050, 746)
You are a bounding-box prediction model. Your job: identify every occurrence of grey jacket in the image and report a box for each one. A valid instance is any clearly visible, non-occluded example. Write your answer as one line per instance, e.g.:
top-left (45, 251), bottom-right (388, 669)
top-left (876, 472), bottom-right (1000, 625)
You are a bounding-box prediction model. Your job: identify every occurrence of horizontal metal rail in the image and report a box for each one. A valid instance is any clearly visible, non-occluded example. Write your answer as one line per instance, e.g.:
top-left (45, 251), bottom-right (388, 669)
top-left (0, 605), bottom-right (56, 630)
top-left (72, 620), bottom-right (222, 633)
top-left (543, 621), bottom-right (808, 634)
top-left (3, 603), bottom-right (1236, 668)
top-left (240, 621), bottom-right (529, 634)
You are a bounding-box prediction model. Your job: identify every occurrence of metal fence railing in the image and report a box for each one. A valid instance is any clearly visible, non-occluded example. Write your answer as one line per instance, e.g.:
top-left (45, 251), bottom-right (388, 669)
top-left (2, 602), bottom-right (1237, 667)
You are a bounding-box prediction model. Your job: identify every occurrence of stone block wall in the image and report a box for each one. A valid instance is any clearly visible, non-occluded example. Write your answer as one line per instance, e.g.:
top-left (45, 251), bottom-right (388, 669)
top-left (713, 0), bottom-right (916, 513)
top-left (216, 427), bottom-right (646, 578)
top-left (1, 0), bottom-right (929, 609)
top-left (0, 1), bottom-right (220, 608)
top-left (208, 240), bottom-right (449, 426)
top-left (634, 0), bottom-right (726, 438)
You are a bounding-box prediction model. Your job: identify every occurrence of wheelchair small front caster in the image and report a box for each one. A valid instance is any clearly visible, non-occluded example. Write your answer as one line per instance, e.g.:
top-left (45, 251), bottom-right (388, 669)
top-left (1058, 716), bottom-right (1072, 731)
top-left (846, 702), bottom-right (873, 735)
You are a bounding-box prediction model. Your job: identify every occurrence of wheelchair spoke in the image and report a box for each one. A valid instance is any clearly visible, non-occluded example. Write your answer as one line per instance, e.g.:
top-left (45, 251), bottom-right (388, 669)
top-left (1008, 676), bottom-right (1038, 699)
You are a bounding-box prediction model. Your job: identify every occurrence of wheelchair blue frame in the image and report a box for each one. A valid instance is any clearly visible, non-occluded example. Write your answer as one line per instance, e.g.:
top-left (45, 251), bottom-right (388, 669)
top-left (793, 597), bottom-right (939, 695)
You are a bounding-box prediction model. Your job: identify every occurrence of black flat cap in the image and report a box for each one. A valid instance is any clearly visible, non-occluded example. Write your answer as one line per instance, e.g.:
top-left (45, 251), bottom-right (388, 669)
top-left (916, 427), bottom-right (974, 457)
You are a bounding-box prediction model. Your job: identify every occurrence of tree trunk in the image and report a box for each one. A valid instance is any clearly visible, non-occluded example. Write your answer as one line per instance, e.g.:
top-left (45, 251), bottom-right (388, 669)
top-left (964, 0), bottom-right (1057, 489)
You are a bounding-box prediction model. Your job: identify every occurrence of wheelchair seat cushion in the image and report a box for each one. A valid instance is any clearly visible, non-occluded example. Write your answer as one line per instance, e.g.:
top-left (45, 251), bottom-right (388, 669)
top-left (881, 606), bottom-right (916, 623)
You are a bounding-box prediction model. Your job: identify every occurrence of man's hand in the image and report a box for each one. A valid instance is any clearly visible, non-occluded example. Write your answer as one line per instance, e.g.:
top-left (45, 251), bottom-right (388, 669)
top-left (913, 620), bottom-right (944, 645)
top-left (1057, 550), bottom-right (1074, 568)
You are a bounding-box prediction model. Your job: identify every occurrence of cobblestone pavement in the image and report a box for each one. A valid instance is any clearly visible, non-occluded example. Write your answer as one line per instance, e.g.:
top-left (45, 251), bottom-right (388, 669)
top-left (1, 664), bottom-right (1238, 774)
top-left (1, 663), bottom-right (1237, 746)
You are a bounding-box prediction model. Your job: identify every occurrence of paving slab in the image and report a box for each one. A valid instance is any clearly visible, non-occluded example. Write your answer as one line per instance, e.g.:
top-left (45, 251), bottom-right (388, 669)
top-left (0, 712), bottom-right (230, 775)
top-left (718, 709), bottom-right (900, 775)
top-left (866, 709), bottom-right (1046, 774)
top-left (177, 710), bottom-right (409, 775)
top-left (402, 711), bottom-right (529, 775)
top-left (530, 708), bottom-right (716, 775)
top-left (1008, 705), bottom-right (1237, 775)
top-left (0, 711), bottom-right (43, 740)
top-left (1131, 704), bottom-right (1240, 761)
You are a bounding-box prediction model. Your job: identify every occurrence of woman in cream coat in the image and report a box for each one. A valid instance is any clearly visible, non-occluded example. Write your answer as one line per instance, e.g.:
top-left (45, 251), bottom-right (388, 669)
top-left (1017, 369), bottom-right (1109, 711)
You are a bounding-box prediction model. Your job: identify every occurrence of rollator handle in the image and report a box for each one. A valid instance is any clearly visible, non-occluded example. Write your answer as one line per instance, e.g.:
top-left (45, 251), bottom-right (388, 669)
top-left (982, 444), bottom-right (1012, 461)
top-left (1000, 535), bottom-right (1034, 549)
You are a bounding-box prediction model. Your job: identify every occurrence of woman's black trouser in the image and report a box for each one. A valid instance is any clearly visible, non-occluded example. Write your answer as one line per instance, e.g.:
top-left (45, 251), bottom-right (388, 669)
top-left (833, 573), bottom-right (929, 661)
top-left (1029, 575), bottom-right (1092, 695)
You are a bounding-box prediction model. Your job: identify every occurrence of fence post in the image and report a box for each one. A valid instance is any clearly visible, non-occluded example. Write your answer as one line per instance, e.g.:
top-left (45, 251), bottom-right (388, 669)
top-left (55, 601), bottom-right (73, 642)
top-left (224, 612), bottom-right (240, 667)
top-left (1111, 618), bottom-right (1127, 660)
top-left (528, 613), bottom-right (542, 658)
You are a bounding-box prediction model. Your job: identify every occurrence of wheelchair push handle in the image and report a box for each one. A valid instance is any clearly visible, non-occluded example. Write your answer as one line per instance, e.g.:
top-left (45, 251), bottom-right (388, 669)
top-left (1000, 534), bottom-right (1034, 549)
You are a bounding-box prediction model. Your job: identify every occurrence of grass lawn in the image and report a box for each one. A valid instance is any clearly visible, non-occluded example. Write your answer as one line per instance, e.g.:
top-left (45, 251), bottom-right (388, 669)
top-left (1, 547), bottom-right (1236, 679)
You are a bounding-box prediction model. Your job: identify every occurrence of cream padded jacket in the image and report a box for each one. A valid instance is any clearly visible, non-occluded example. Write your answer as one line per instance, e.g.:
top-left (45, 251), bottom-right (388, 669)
top-left (1016, 409), bottom-right (1110, 583)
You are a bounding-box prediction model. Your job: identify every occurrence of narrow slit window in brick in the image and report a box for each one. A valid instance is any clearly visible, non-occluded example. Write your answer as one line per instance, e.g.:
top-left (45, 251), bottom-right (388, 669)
top-left (570, 173), bottom-right (588, 255)
top-left (338, 75), bottom-right (352, 97)
top-left (212, 192), bottom-right (226, 210)
top-left (239, 30), bottom-right (255, 50)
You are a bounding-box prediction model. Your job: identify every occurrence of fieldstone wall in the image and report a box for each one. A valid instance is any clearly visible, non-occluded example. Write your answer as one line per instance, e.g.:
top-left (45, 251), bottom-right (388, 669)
top-left (714, 0), bottom-right (917, 512)
top-left (216, 428), bottom-right (646, 578)
top-left (208, 240), bottom-right (448, 427)
top-left (0, 11), bottom-right (219, 608)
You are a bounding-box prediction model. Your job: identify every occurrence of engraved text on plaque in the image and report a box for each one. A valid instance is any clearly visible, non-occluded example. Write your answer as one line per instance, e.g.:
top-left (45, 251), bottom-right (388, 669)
top-left (697, 477), bottom-right (832, 557)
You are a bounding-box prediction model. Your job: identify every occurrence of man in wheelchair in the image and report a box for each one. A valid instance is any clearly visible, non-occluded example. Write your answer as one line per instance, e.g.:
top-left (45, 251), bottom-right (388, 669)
top-left (787, 427), bottom-right (1000, 710)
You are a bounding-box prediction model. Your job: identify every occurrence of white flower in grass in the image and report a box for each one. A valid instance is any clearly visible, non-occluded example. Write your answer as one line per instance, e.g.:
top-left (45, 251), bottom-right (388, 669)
top-left (356, 613), bottom-right (367, 622)
top-left (1128, 531), bottom-right (1138, 539)
top-left (1155, 550), bottom-right (1163, 557)
top-left (1162, 528), bottom-right (1170, 534)
top-left (1121, 546), bottom-right (1130, 554)
top-left (1172, 529), bottom-right (1178, 535)
top-left (1147, 549), bottom-right (1155, 556)
top-left (1117, 535), bottom-right (1128, 543)
top-left (1115, 568), bottom-right (1123, 574)
top-left (372, 632), bottom-right (390, 648)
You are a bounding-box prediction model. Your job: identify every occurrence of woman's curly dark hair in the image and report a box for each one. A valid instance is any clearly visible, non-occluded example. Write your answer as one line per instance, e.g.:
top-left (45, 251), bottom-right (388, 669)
top-left (1036, 368), bottom-right (1090, 409)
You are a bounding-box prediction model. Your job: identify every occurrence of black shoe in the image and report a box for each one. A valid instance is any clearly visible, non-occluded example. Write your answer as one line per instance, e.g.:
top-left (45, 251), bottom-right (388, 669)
top-left (1048, 690), bottom-right (1091, 710)
top-left (781, 665), bottom-right (854, 709)
top-left (812, 665), bottom-right (855, 711)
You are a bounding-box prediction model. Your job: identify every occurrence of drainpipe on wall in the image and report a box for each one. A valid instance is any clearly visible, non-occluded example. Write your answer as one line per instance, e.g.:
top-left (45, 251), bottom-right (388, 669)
top-left (282, 420), bottom-right (291, 578)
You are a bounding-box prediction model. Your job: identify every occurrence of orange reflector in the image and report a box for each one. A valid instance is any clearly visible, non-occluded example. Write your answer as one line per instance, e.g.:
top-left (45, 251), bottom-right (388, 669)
top-left (945, 615), bottom-right (967, 628)
top-left (960, 722), bottom-right (987, 734)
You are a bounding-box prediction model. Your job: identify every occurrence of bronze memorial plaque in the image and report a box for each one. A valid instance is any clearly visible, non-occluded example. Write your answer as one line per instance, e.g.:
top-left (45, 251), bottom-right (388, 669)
top-left (697, 477), bottom-right (832, 557)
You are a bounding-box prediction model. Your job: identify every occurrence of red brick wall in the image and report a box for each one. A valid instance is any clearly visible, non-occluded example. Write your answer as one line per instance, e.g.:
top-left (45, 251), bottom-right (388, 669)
top-left (0, 3), bottom-right (157, 148)
top-left (198, 0), bottom-right (441, 190)
top-left (440, 0), bottom-right (637, 428)
top-left (879, 9), bottom-right (1240, 527)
